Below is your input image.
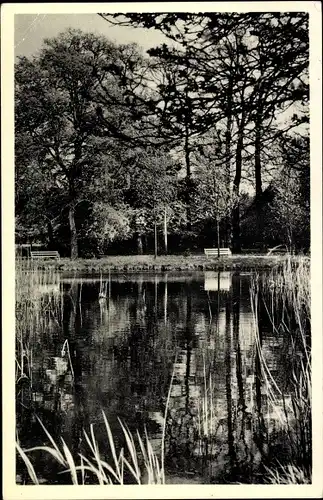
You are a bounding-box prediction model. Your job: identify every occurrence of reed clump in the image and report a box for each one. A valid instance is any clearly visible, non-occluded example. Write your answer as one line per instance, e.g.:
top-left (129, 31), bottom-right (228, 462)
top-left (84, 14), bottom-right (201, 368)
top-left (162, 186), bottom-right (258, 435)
top-left (196, 355), bottom-right (218, 459)
top-left (16, 258), bottom-right (62, 395)
top-left (17, 411), bottom-right (165, 485)
top-left (250, 256), bottom-right (311, 481)
top-left (265, 463), bottom-right (311, 484)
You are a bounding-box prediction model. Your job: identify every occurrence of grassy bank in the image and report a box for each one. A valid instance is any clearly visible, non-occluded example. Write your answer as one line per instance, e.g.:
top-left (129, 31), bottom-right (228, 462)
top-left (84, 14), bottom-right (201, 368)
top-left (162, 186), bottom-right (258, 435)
top-left (19, 253), bottom-right (300, 273)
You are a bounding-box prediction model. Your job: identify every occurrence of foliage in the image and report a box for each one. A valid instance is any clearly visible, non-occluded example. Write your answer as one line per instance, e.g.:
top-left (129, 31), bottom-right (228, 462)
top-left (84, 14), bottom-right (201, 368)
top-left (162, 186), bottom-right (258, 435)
top-left (15, 29), bottom-right (148, 257)
top-left (193, 144), bottom-right (237, 222)
top-left (15, 17), bottom-right (310, 255)
top-left (268, 179), bottom-right (309, 252)
top-left (85, 202), bottom-right (134, 253)
top-left (100, 13), bottom-right (309, 247)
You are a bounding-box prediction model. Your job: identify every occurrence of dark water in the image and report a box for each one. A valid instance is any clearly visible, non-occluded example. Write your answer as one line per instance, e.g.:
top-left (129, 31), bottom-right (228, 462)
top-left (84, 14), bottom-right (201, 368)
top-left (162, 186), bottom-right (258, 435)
top-left (16, 271), bottom-right (307, 484)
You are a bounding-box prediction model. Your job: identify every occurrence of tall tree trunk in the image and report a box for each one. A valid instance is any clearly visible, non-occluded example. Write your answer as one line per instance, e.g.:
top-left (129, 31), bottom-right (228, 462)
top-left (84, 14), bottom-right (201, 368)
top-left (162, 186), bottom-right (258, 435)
top-left (69, 203), bottom-right (78, 259)
top-left (225, 77), bottom-right (233, 247)
top-left (232, 120), bottom-right (244, 253)
top-left (154, 218), bottom-right (158, 259)
top-left (184, 56), bottom-right (192, 233)
top-left (255, 120), bottom-right (262, 197)
top-left (164, 206), bottom-right (168, 255)
top-left (184, 127), bottom-right (192, 232)
top-left (255, 47), bottom-right (264, 199)
top-left (231, 207), bottom-right (240, 254)
top-left (254, 109), bottom-right (264, 247)
top-left (216, 216), bottom-right (220, 258)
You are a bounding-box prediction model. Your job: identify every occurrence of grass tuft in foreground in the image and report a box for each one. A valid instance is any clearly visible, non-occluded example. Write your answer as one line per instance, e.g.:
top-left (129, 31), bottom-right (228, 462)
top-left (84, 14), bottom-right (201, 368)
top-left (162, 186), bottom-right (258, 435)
top-left (265, 464), bottom-right (311, 484)
top-left (17, 410), bottom-right (165, 485)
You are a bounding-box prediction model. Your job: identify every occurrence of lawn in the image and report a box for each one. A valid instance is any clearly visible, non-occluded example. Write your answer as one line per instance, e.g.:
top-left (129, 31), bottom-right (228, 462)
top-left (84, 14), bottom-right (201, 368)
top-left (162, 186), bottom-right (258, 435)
top-left (20, 253), bottom-right (301, 273)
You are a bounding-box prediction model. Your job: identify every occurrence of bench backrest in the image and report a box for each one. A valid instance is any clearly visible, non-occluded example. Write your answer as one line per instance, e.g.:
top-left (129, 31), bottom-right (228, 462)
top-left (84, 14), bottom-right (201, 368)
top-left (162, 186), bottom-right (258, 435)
top-left (31, 251), bottom-right (60, 259)
top-left (204, 248), bottom-right (232, 256)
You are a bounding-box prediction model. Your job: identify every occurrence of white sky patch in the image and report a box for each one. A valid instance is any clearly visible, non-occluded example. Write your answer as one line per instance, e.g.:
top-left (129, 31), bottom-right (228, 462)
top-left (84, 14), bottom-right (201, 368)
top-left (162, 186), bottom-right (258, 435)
top-left (14, 13), bottom-right (170, 59)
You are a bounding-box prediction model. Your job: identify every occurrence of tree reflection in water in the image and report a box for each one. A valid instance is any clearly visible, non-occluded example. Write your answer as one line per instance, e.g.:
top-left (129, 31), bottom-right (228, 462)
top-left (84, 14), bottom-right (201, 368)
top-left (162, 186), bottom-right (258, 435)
top-left (16, 271), bottom-right (311, 484)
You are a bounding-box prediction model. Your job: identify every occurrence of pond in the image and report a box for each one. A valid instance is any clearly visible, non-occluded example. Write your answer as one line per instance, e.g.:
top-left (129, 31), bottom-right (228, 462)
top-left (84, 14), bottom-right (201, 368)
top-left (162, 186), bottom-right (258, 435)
top-left (16, 269), bottom-right (311, 485)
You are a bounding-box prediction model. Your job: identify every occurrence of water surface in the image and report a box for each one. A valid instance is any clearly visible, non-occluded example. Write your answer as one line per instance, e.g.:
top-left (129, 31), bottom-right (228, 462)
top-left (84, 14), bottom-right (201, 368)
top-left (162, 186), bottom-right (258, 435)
top-left (17, 271), bottom-right (300, 484)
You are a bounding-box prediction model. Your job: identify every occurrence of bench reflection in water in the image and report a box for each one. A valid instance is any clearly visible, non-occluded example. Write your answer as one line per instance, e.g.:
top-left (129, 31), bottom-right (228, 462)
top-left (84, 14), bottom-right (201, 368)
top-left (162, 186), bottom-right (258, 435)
top-left (204, 271), bottom-right (232, 292)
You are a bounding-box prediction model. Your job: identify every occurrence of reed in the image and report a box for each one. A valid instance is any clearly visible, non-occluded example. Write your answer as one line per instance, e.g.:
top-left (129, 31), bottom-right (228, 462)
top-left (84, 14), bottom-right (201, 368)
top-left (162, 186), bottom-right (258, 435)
top-left (17, 362), bottom-right (178, 484)
top-left (265, 464), bottom-right (311, 484)
top-left (16, 261), bottom-right (177, 484)
top-left (250, 256), bottom-right (311, 480)
top-left (17, 411), bottom-right (166, 485)
top-left (196, 355), bottom-right (218, 458)
top-left (15, 259), bottom-right (63, 400)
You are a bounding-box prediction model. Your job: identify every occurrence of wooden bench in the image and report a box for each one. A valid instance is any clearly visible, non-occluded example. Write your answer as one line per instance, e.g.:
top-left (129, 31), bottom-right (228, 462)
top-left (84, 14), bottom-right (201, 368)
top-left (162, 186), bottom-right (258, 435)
top-left (31, 251), bottom-right (60, 260)
top-left (204, 248), bottom-right (232, 258)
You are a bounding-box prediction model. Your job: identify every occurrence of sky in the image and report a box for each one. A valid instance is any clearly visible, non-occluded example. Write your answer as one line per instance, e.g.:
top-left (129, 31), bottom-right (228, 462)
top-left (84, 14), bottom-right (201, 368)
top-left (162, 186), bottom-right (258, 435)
top-left (14, 14), bottom-right (169, 58)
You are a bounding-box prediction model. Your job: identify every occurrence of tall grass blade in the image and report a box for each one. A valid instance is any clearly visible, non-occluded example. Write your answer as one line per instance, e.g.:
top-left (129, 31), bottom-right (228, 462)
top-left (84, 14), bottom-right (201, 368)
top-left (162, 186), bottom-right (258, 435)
top-left (35, 416), bottom-right (66, 465)
top-left (22, 445), bottom-right (66, 467)
top-left (101, 410), bottom-right (121, 480)
top-left (16, 442), bottom-right (39, 485)
top-left (61, 438), bottom-right (78, 485)
top-left (118, 419), bottom-right (141, 483)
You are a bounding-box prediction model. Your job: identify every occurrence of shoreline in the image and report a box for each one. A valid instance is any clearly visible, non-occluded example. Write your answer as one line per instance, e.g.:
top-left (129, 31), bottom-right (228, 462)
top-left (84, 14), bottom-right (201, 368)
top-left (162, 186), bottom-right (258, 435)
top-left (18, 254), bottom-right (305, 273)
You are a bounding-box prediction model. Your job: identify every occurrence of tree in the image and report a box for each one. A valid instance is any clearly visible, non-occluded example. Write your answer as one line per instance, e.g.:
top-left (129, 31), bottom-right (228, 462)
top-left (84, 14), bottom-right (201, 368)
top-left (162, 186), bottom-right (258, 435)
top-left (84, 202), bottom-right (133, 255)
top-left (193, 142), bottom-right (237, 255)
top-left (100, 13), bottom-right (309, 250)
top-left (100, 14), bottom-right (232, 230)
top-left (267, 136), bottom-right (310, 251)
top-left (125, 147), bottom-right (178, 257)
top-left (196, 13), bottom-right (309, 247)
top-left (15, 145), bottom-right (66, 248)
top-left (246, 13), bottom-right (308, 196)
top-left (15, 29), bottom-right (146, 258)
